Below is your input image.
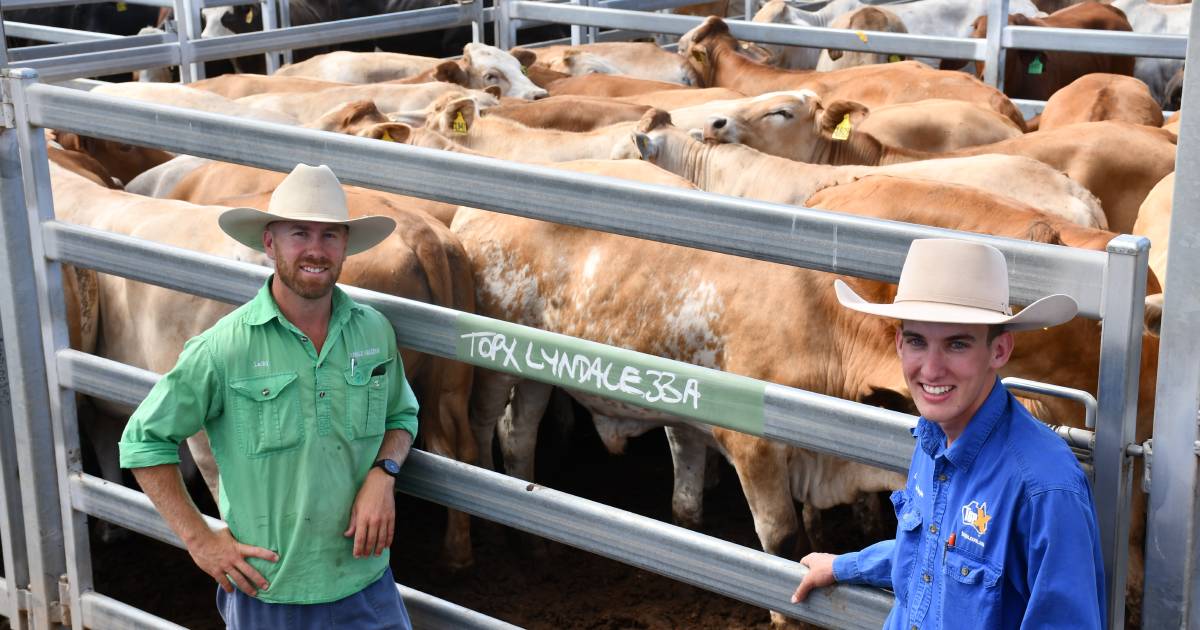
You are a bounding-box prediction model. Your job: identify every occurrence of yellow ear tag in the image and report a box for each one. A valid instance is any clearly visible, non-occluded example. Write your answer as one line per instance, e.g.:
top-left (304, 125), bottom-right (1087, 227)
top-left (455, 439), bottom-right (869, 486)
top-left (452, 111), bottom-right (469, 135)
top-left (855, 31), bottom-right (869, 43)
top-left (888, 54), bottom-right (902, 63)
top-left (831, 113), bottom-right (852, 141)
top-left (381, 130), bottom-right (396, 143)
top-left (245, 8), bottom-right (255, 23)
top-left (116, 2), bottom-right (127, 11)
top-left (521, 65), bottom-right (529, 76)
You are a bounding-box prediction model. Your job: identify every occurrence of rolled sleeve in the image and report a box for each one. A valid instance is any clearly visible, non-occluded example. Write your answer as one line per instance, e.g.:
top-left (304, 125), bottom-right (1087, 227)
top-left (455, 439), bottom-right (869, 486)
top-left (382, 327), bottom-right (419, 440)
top-left (833, 539), bottom-right (895, 588)
top-left (119, 337), bottom-right (222, 469)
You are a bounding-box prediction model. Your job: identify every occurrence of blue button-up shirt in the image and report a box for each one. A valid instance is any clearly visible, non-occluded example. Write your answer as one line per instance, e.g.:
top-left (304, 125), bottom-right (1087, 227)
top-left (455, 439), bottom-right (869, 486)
top-left (832, 379), bottom-right (1105, 629)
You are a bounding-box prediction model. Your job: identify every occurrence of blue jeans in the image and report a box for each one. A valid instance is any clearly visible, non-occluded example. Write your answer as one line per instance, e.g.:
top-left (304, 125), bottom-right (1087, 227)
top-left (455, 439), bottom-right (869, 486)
top-left (216, 566), bottom-right (412, 630)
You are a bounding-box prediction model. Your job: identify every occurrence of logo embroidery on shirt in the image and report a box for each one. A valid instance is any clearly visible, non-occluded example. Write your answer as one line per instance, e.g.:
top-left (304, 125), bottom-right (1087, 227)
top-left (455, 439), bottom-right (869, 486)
top-left (348, 348), bottom-right (381, 359)
top-left (962, 501), bottom-right (993, 535)
top-left (253, 360), bottom-right (270, 368)
top-left (915, 484), bottom-right (924, 498)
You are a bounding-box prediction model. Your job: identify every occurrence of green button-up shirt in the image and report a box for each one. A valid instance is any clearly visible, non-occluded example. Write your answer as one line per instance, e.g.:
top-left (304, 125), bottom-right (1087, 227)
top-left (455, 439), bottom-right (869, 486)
top-left (119, 278), bottom-right (419, 604)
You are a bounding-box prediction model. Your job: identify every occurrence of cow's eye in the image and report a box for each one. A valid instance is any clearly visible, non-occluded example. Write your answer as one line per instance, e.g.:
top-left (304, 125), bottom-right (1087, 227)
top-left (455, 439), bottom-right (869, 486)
top-left (768, 110), bottom-right (793, 119)
top-left (485, 72), bottom-right (501, 83)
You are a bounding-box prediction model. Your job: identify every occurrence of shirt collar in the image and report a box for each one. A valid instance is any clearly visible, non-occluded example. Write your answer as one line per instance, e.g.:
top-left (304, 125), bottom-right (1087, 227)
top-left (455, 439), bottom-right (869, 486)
top-left (243, 275), bottom-right (359, 328)
top-left (913, 377), bottom-right (1008, 471)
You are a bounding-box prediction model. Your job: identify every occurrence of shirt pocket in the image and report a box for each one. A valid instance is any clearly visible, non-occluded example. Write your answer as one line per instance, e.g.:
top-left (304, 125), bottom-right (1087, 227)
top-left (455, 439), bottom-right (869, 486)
top-left (942, 547), bottom-right (1002, 625)
top-left (889, 489), bottom-right (923, 603)
top-left (344, 357), bottom-right (393, 440)
top-left (228, 372), bottom-right (303, 458)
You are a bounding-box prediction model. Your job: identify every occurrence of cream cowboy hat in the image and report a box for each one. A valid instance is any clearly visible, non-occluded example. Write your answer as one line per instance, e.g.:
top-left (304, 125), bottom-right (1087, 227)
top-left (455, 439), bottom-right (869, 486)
top-left (834, 238), bottom-right (1078, 332)
top-left (218, 163), bottom-right (396, 256)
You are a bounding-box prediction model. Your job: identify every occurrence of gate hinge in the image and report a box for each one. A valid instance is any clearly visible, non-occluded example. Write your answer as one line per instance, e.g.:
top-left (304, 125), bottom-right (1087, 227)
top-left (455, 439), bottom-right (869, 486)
top-left (1140, 439), bottom-right (1153, 494)
top-left (50, 575), bottom-right (71, 626)
top-left (14, 586), bottom-right (31, 613)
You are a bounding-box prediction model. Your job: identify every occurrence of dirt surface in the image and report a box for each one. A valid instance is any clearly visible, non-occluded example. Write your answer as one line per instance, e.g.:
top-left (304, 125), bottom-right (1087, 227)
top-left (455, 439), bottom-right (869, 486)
top-left (89, 413), bottom-right (885, 629)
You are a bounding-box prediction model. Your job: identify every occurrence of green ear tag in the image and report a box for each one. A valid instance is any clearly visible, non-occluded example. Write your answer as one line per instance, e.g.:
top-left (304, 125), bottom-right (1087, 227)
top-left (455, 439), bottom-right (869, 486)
top-left (831, 114), bottom-right (852, 141)
top-left (521, 65), bottom-right (529, 76)
top-left (1027, 56), bottom-right (1044, 75)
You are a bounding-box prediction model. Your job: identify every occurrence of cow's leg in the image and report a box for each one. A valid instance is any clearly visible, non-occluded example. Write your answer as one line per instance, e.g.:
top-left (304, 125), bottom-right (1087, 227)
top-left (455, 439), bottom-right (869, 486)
top-left (79, 408), bottom-right (131, 543)
top-left (664, 425), bottom-right (708, 530)
top-left (185, 429), bottom-right (220, 504)
top-left (422, 358), bottom-right (478, 572)
top-left (497, 380), bottom-right (553, 482)
top-left (714, 431), bottom-right (800, 557)
top-left (468, 368), bottom-right (520, 472)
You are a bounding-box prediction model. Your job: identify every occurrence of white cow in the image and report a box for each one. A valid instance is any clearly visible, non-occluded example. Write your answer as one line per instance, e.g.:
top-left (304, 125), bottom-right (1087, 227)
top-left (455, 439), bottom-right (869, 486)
top-left (752, 0), bottom-right (1041, 69)
top-left (1110, 0), bottom-right (1190, 107)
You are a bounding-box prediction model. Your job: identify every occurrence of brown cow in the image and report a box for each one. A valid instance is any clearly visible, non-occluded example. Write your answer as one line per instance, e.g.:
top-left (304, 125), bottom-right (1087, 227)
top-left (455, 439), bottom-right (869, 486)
top-left (483, 96), bottom-right (652, 131)
top-left (545, 73), bottom-right (695, 98)
top-left (967, 2), bottom-right (1136, 101)
top-left (678, 16), bottom-right (1027, 129)
top-left (701, 93), bottom-right (1176, 232)
top-left (530, 42), bottom-right (701, 85)
top-left (190, 73), bottom-right (348, 99)
top-left (1037, 73), bottom-right (1164, 130)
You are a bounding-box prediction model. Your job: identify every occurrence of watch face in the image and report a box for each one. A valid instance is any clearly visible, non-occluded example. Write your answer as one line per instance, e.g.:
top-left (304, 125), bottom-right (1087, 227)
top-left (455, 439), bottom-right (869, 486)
top-left (383, 459), bottom-right (401, 475)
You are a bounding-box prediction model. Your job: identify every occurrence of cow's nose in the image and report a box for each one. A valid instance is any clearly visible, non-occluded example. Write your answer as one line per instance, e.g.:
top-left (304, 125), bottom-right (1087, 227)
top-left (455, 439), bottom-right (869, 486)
top-left (711, 117), bottom-right (727, 130)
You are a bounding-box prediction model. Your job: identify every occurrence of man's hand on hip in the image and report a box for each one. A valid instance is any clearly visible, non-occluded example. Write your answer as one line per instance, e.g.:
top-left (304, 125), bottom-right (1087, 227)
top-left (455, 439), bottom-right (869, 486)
top-left (190, 527), bottom-right (278, 596)
top-left (791, 552), bottom-right (838, 603)
top-left (344, 467), bottom-right (396, 558)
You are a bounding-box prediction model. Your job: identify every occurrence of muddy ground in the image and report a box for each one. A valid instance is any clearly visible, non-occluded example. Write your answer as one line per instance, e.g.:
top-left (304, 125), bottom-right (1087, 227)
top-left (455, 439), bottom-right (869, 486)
top-left (88, 410), bottom-right (888, 629)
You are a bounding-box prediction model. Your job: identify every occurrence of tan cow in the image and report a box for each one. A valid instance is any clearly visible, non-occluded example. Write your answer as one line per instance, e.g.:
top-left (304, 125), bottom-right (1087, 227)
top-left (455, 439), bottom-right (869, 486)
top-left (51, 131), bottom-right (173, 188)
top-left (455, 162), bottom-right (1159, 626)
top-left (190, 74), bottom-right (348, 100)
top-left (238, 83), bottom-right (502, 124)
top-left (1036, 73), bottom-right (1164, 130)
top-left (483, 96), bottom-right (652, 132)
top-left (91, 82), bottom-right (301, 125)
top-left (1132, 172), bottom-right (1174, 285)
top-left (530, 42), bottom-right (701, 85)
top-left (679, 16), bottom-right (1027, 129)
top-left (857, 98), bottom-right (1024, 152)
top-left (545, 74), bottom-right (695, 98)
top-left (50, 157), bottom-right (480, 571)
top-left (615, 87), bottom-right (747, 110)
top-left (816, 7), bottom-right (910, 71)
top-left (1163, 110), bottom-right (1181, 135)
top-left (622, 112), bottom-right (1106, 228)
top-left (701, 93), bottom-right (1176, 232)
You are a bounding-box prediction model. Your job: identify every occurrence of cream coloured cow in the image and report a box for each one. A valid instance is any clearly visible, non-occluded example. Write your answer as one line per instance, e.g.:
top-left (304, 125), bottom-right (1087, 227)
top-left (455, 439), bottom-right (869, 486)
top-left (51, 147), bottom-right (480, 570)
top-left (1132, 172), bottom-right (1174, 286)
top-left (700, 91), bottom-right (1177, 232)
top-left (815, 7), bottom-right (910, 71)
top-left (274, 44), bottom-right (550, 99)
top-left (238, 82), bottom-right (501, 124)
top-left (91, 82), bottom-right (300, 125)
top-left (623, 111), bottom-right (1105, 228)
top-left (530, 42), bottom-right (701, 86)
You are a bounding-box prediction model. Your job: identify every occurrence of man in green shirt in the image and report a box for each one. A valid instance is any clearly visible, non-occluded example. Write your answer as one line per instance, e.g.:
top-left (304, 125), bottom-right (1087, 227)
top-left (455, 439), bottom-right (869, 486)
top-left (119, 164), bottom-right (419, 628)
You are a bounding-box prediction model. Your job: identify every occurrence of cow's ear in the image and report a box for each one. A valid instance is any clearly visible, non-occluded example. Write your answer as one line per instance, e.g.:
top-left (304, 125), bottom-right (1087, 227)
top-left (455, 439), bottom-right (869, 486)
top-left (631, 132), bottom-right (659, 161)
top-left (690, 16), bottom-right (730, 44)
top-left (432, 61), bottom-right (469, 86)
top-left (738, 42), bottom-right (775, 64)
top-left (54, 130), bottom-right (82, 151)
top-left (858, 386), bottom-right (917, 415)
top-left (637, 108), bottom-right (673, 133)
top-left (442, 98), bottom-right (476, 134)
top-left (510, 47), bottom-right (538, 69)
top-left (361, 123), bottom-right (412, 143)
top-left (818, 100), bottom-right (869, 139)
top-left (483, 85), bottom-right (502, 98)
top-left (1145, 293), bottom-right (1164, 337)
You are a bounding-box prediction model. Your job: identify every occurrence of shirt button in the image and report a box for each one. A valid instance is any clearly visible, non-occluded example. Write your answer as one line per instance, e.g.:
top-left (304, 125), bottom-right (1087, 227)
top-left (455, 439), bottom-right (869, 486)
top-left (261, 388), bottom-right (270, 396)
top-left (961, 566), bottom-right (970, 576)
top-left (319, 391), bottom-right (326, 398)
top-left (929, 523), bottom-right (939, 535)
top-left (301, 336), bottom-right (309, 343)
top-left (937, 473), bottom-right (947, 482)
top-left (922, 573), bottom-right (931, 583)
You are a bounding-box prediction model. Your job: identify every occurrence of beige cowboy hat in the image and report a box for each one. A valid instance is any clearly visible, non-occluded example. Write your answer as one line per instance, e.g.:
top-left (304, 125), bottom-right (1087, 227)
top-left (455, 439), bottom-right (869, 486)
top-left (218, 163), bottom-right (396, 256)
top-left (834, 238), bottom-right (1078, 332)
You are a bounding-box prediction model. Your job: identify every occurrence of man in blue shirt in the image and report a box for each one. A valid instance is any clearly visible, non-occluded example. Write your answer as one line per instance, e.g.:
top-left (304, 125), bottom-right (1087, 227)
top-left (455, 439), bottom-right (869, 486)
top-left (791, 238), bottom-right (1106, 629)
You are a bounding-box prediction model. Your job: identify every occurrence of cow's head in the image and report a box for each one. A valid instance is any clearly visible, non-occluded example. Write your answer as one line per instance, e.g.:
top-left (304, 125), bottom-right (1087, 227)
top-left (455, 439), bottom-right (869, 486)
top-left (461, 43), bottom-right (549, 100)
top-left (555, 50), bottom-right (624, 76)
top-left (702, 90), bottom-right (871, 162)
top-left (825, 7), bottom-right (907, 63)
top-left (426, 97), bottom-right (479, 138)
top-left (614, 109), bottom-right (693, 163)
top-left (678, 16), bottom-right (734, 86)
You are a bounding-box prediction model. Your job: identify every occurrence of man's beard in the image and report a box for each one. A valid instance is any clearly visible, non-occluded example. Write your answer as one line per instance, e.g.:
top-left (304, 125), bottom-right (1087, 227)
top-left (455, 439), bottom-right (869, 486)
top-left (276, 255), bottom-right (342, 299)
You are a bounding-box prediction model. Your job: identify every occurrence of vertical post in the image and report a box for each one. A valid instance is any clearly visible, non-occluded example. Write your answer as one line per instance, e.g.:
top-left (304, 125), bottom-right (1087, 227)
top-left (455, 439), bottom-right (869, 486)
top-left (5, 68), bottom-right (95, 630)
top-left (1093, 235), bottom-right (1150, 630)
top-left (465, 0), bottom-right (485, 45)
top-left (495, 0), bottom-right (514, 50)
top-left (260, 0), bottom-right (281, 74)
top-left (278, 0), bottom-right (293, 66)
top-left (983, 0), bottom-right (1008, 90)
top-left (0, 69), bottom-right (73, 630)
top-left (1143, 5), bottom-right (1200, 627)
top-left (0, 17), bottom-right (9, 68)
top-left (744, 0), bottom-right (755, 21)
top-left (176, 0), bottom-right (205, 82)
top-left (570, 0), bottom-right (583, 46)
top-left (585, 0), bottom-right (598, 45)
top-left (0, 122), bottom-right (34, 630)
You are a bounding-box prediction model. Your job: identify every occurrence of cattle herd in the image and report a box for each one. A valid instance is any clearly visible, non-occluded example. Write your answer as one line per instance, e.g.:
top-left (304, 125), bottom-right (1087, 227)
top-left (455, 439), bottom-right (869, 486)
top-left (8, 0), bottom-right (1189, 625)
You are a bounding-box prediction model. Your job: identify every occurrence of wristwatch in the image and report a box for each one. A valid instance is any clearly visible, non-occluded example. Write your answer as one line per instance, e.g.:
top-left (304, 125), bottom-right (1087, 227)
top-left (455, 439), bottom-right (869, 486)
top-left (372, 458), bottom-right (402, 479)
